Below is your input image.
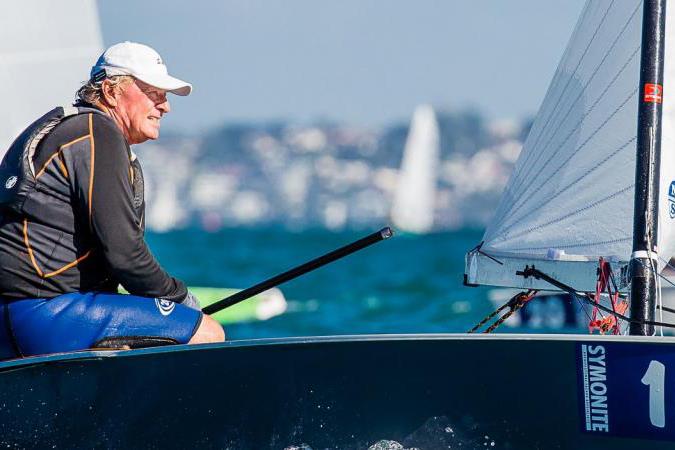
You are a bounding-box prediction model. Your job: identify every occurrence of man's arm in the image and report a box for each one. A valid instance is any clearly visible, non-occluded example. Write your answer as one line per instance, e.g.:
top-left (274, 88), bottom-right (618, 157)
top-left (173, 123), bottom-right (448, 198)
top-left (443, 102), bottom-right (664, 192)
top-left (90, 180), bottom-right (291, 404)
top-left (71, 113), bottom-right (188, 302)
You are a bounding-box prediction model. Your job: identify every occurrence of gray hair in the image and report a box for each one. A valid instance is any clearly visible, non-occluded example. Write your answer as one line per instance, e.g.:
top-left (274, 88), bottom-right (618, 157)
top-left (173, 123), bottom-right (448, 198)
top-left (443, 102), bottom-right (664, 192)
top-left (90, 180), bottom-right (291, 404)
top-left (75, 75), bottom-right (134, 105)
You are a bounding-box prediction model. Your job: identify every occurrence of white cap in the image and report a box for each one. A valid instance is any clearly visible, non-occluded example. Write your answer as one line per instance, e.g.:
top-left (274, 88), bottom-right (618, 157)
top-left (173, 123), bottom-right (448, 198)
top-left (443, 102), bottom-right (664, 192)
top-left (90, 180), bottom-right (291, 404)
top-left (91, 42), bottom-right (192, 96)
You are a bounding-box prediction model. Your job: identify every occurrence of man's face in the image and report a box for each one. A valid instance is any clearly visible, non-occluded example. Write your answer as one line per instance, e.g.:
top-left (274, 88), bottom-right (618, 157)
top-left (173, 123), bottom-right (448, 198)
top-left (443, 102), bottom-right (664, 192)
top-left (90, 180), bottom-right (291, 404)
top-left (111, 79), bottom-right (170, 144)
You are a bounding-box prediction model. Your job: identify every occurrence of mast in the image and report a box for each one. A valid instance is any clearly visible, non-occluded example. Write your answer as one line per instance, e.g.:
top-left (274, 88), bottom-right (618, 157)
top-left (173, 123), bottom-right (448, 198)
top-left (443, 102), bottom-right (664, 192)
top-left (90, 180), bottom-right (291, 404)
top-left (629, 0), bottom-right (667, 335)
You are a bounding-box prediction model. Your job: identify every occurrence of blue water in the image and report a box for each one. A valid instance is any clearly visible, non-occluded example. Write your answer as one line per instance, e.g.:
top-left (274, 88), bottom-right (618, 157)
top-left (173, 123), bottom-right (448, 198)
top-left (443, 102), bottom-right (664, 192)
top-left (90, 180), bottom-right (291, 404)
top-left (147, 227), bottom-right (499, 339)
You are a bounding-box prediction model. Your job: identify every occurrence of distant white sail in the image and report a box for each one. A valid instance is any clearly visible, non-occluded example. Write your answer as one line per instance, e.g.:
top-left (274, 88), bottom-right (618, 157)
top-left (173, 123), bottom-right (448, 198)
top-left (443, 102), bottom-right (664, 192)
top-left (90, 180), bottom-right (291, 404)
top-left (391, 104), bottom-right (440, 234)
top-left (0, 1), bottom-right (103, 155)
top-left (465, 0), bottom-right (675, 291)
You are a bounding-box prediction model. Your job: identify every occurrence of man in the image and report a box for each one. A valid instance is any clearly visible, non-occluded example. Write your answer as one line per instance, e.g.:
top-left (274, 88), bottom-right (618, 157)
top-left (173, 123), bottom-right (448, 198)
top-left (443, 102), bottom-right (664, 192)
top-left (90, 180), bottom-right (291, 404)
top-left (0, 42), bottom-right (224, 359)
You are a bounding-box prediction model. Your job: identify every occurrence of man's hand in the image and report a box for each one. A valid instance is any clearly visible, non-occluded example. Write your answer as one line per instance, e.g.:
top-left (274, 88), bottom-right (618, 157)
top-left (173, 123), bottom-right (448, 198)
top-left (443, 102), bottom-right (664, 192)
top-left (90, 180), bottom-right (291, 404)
top-left (182, 291), bottom-right (202, 311)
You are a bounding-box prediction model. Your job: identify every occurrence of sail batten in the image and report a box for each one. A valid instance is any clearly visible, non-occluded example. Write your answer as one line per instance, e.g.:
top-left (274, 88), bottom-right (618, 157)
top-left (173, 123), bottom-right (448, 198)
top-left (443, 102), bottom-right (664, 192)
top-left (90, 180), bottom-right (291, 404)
top-left (504, 237), bottom-right (632, 253)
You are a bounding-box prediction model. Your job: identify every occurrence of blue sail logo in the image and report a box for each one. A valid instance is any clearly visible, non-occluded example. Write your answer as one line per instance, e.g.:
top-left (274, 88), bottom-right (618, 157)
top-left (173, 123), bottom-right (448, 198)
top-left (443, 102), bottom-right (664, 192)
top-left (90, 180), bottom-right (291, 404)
top-left (669, 181), bottom-right (675, 218)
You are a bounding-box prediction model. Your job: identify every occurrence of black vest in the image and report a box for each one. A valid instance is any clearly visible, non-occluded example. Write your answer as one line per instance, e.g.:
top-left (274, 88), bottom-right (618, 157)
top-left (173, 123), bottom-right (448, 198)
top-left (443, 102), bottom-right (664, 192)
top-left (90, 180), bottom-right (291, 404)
top-left (0, 106), bottom-right (106, 217)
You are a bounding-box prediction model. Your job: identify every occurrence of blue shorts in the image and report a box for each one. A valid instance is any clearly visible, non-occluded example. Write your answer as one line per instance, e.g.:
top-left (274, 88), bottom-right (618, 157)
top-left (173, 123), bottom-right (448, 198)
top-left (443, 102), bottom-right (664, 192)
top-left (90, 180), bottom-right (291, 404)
top-left (0, 292), bottom-right (203, 358)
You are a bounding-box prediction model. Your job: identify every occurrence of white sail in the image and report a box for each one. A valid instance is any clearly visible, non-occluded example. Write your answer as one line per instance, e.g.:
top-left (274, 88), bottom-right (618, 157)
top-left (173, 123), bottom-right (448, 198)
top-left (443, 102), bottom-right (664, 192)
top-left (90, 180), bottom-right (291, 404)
top-left (391, 104), bottom-right (440, 234)
top-left (466, 0), bottom-right (656, 291)
top-left (0, 1), bottom-right (103, 156)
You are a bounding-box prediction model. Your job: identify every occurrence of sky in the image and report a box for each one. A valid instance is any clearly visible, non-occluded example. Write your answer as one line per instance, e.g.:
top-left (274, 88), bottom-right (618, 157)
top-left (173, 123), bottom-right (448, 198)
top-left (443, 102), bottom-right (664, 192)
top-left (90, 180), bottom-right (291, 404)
top-left (98, 0), bottom-right (587, 133)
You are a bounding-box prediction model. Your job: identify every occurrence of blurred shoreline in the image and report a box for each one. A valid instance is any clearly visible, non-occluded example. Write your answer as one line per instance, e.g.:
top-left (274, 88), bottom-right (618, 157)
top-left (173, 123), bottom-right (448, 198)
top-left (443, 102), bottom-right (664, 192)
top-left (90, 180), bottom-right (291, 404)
top-left (142, 108), bottom-right (532, 233)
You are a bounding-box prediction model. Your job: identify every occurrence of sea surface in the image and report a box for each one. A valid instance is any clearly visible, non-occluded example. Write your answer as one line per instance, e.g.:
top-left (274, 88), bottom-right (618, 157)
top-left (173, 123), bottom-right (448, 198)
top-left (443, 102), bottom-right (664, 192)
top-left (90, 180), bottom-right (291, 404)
top-left (147, 227), bottom-right (500, 340)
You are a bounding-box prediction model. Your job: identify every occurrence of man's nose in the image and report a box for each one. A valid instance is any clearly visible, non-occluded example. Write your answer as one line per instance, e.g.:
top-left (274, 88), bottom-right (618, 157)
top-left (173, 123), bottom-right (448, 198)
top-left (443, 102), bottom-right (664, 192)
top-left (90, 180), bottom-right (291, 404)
top-left (158, 99), bottom-right (170, 114)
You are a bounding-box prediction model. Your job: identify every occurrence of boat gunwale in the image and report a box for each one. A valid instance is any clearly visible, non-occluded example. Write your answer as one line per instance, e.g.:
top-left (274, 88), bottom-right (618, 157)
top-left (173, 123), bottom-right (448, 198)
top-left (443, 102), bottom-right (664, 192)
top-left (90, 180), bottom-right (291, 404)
top-left (2, 332), bottom-right (675, 372)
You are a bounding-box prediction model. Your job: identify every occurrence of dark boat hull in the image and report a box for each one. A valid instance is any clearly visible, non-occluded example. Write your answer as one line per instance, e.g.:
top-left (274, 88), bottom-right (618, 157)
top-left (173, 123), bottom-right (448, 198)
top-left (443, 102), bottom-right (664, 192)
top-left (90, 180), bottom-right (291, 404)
top-left (0, 334), bottom-right (673, 449)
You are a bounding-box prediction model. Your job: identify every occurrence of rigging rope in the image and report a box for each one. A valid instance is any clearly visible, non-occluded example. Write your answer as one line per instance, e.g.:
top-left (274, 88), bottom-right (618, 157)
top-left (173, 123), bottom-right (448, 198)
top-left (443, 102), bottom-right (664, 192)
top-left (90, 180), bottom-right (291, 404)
top-left (588, 257), bottom-right (627, 335)
top-left (468, 290), bottom-right (538, 333)
top-left (517, 265), bottom-right (675, 330)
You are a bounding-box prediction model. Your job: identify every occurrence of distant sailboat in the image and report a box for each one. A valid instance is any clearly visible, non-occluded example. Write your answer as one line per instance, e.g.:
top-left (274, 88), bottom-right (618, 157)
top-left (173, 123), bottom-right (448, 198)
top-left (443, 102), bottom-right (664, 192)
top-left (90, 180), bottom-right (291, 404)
top-left (391, 104), bottom-right (440, 234)
top-left (0, 0), bottom-right (103, 155)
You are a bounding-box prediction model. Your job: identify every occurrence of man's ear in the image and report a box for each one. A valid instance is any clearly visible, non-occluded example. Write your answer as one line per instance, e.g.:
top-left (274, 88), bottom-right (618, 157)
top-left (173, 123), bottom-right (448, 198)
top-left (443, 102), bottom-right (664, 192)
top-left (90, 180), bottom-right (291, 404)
top-left (101, 79), bottom-right (119, 107)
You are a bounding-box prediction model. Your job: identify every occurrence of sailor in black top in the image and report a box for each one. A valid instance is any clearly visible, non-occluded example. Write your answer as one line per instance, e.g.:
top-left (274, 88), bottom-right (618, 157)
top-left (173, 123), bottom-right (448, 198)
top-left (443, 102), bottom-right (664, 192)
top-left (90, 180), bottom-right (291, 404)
top-left (0, 42), bottom-right (224, 358)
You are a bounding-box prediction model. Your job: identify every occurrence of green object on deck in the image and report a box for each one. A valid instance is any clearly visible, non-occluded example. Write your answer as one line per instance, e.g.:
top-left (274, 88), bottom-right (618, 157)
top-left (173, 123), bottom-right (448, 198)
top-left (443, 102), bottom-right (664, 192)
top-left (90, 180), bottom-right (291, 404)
top-left (193, 287), bottom-right (261, 325)
top-left (118, 287), bottom-right (287, 325)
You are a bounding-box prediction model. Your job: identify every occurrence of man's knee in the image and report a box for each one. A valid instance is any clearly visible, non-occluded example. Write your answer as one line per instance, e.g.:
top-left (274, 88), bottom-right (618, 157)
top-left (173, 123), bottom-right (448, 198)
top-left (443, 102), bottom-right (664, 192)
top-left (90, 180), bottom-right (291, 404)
top-left (189, 315), bottom-right (225, 344)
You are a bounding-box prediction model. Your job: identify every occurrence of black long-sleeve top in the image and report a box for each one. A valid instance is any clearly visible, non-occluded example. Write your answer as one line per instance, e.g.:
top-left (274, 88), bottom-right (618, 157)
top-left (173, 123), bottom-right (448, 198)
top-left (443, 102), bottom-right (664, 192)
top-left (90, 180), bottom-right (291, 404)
top-left (0, 110), bottom-right (187, 301)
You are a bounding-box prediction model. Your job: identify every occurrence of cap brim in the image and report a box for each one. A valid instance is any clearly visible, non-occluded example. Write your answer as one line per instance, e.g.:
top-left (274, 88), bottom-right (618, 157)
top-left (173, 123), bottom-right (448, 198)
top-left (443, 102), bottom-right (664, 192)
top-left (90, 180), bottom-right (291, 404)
top-left (135, 72), bottom-right (192, 96)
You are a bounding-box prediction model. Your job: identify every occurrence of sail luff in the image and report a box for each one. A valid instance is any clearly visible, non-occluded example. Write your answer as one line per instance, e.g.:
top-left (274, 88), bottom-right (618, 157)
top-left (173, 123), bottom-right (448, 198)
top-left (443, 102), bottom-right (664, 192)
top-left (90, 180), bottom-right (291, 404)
top-left (628, 0), bottom-right (667, 336)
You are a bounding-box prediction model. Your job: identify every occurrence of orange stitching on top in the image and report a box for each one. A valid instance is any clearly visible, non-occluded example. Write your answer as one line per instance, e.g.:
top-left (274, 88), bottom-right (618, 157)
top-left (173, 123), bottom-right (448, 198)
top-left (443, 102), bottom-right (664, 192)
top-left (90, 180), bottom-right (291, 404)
top-left (35, 153), bottom-right (60, 179)
top-left (23, 219), bottom-right (92, 279)
top-left (88, 113), bottom-right (95, 229)
top-left (35, 134), bottom-right (88, 179)
top-left (22, 219), bottom-right (44, 278)
top-left (43, 250), bottom-right (92, 278)
top-left (60, 134), bottom-right (90, 150)
top-left (56, 153), bottom-right (69, 178)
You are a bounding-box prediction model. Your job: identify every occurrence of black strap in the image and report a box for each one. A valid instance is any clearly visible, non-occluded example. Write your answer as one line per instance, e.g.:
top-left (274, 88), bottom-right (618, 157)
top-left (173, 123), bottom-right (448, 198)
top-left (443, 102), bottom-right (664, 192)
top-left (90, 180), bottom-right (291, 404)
top-left (93, 336), bottom-right (178, 349)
